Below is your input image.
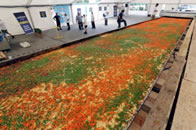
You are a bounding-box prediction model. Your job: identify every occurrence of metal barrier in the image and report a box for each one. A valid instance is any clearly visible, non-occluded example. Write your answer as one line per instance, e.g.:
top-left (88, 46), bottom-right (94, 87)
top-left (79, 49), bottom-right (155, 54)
top-left (53, 27), bottom-right (63, 40)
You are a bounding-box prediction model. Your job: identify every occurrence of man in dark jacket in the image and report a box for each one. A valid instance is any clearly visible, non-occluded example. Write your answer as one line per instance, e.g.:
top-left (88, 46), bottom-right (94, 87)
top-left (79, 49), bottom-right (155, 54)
top-left (76, 13), bottom-right (83, 30)
top-left (117, 10), bottom-right (127, 28)
top-left (53, 13), bottom-right (62, 31)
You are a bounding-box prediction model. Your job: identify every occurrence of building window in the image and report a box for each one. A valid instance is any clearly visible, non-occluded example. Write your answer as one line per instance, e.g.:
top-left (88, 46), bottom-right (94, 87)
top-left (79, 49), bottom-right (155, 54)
top-left (99, 7), bottom-right (102, 11)
top-left (89, 7), bottom-right (93, 12)
top-left (125, 4), bottom-right (128, 7)
top-left (40, 11), bottom-right (47, 18)
top-left (104, 7), bottom-right (107, 11)
top-left (77, 8), bottom-right (81, 13)
top-left (130, 3), bottom-right (148, 11)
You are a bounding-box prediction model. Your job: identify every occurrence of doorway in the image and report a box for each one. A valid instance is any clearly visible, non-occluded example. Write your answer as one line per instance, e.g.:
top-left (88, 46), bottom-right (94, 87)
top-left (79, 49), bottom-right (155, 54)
top-left (113, 5), bottom-right (118, 17)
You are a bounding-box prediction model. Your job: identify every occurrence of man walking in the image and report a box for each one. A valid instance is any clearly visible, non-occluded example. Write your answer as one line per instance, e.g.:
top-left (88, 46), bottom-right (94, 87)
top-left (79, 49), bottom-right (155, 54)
top-left (76, 13), bottom-right (83, 30)
top-left (65, 13), bottom-right (70, 30)
top-left (117, 10), bottom-right (127, 28)
top-left (103, 12), bottom-right (109, 26)
top-left (53, 13), bottom-right (62, 31)
top-left (83, 14), bottom-right (88, 34)
top-left (91, 12), bottom-right (96, 29)
top-left (152, 3), bottom-right (159, 19)
top-left (0, 19), bottom-right (14, 39)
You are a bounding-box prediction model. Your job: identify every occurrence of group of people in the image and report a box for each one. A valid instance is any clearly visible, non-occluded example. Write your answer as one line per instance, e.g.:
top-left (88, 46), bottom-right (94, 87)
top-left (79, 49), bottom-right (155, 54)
top-left (0, 8), bottom-right (139, 41)
top-left (52, 3), bottom-right (160, 33)
top-left (53, 9), bottom-right (128, 35)
top-left (1, 7), bottom-right (150, 40)
top-left (54, 12), bottom-right (95, 34)
top-left (0, 3), bottom-right (161, 40)
top-left (53, 13), bottom-right (70, 31)
top-left (75, 12), bottom-right (90, 34)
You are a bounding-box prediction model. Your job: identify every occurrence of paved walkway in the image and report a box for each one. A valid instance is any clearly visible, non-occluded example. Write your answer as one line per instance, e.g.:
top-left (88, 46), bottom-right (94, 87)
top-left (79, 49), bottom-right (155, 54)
top-left (172, 20), bottom-right (196, 130)
top-left (0, 15), bottom-right (150, 66)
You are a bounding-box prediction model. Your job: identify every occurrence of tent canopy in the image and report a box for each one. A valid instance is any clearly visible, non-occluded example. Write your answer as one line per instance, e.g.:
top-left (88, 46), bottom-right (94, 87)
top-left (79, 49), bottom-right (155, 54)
top-left (98, 0), bottom-right (133, 3)
top-left (1, 0), bottom-right (196, 6)
top-left (0, 0), bottom-right (77, 6)
top-left (0, 0), bottom-right (135, 6)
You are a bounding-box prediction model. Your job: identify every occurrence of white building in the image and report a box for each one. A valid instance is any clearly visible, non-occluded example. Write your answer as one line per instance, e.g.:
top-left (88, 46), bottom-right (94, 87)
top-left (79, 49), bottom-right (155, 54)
top-left (0, 0), bottom-right (75, 35)
top-left (0, 0), bottom-right (196, 35)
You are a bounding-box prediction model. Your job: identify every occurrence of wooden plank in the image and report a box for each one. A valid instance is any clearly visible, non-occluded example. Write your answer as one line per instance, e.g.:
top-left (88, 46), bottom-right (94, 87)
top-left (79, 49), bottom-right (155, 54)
top-left (155, 78), bottom-right (165, 90)
top-left (178, 19), bottom-right (195, 57)
top-left (144, 97), bottom-right (155, 108)
top-left (192, 24), bottom-right (196, 40)
top-left (178, 38), bottom-right (191, 57)
top-left (129, 110), bottom-right (148, 130)
top-left (184, 22), bottom-right (196, 83)
top-left (149, 91), bottom-right (159, 99)
top-left (129, 122), bottom-right (141, 130)
top-left (0, 51), bottom-right (7, 60)
top-left (137, 110), bottom-right (148, 120)
top-left (141, 104), bottom-right (151, 114)
top-left (141, 58), bottom-right (185, 130)
top-left (144, 91), bottom-right (159, 108)
top-left (134, 114), bottom-right (145, 127)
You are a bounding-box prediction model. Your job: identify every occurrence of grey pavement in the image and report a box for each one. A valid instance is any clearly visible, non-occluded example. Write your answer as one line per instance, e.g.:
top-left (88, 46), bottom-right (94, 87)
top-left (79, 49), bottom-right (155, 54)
top-left (0, 15), bottom-right (150, 66)
top-left (171, 20), bottom-right (196, 130)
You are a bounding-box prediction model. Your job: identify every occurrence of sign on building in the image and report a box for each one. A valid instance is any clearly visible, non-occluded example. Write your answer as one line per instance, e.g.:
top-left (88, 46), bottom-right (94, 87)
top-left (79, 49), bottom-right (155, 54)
top-left (14, 12), bottom-right (33, 35)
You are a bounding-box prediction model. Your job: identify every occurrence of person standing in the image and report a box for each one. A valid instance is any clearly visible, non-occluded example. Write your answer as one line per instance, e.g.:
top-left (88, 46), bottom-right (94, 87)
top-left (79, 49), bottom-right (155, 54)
top-left (152, 3), bottom-right (159, 19)
top-left (0, 19), bottom-right (14, 39)
top-left (91, 12), bottom-right (96, 29)
top-left (117, 10), bottom-right (127, 28)
top-left (53, 13), bottom-right (62, 31)
top-left (76, 13), bottom-right (83, 30)
top-left (83, 14), bottom-right (88, 34)
top-left (65, 13), bottom-right (70, 30)
top-left (103, 12), bottom-right (108, 26)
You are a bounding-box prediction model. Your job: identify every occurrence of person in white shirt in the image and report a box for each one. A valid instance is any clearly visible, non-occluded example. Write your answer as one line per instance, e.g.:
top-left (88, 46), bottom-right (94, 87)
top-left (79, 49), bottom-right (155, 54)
top-left (152, 3), bottom-right (159, 19)
top-left (83, 14), bottom-right (88, 34)
top-left (64, 13), bottom-right (70, 30)
top-left (0, 19), bottom-right (14, 39)
top-left (91, 12), bottom-right (96, 29)
top-left (103, 12), bottom-right (109, 26)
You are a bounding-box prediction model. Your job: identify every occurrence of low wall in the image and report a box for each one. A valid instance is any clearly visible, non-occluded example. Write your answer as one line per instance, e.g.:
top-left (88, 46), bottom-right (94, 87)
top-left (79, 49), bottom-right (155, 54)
top-left (160, 11), bottom-right (196, 18)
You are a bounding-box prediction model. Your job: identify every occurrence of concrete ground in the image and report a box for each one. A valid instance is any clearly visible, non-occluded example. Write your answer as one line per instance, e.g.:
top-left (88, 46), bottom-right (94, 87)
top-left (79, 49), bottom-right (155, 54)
top-left (171, 20), bottom-right (196, 130)
top-left (0, 15), bottom-right (150, 66)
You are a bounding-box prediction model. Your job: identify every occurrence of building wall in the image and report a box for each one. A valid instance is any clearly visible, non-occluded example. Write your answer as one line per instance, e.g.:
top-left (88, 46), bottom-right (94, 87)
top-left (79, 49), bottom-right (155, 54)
top-left (0, 8), bottom-right (33, 35)
top-left (72, 4), bottom-right (98, 23)
top-left (52, 5), bottom-right (73, 26)
top-left (150, 0), bottom-right (196, 4)
top-left (1, 0), bottom-right (196, 35)
top-left (130, 0), bottom-right (196, 16)
top-left (29, 7), bottom-right (56, 31)
top-left (105, 0), bottom-right (196, 4)
top-left (98, 4), bottom-right (115, 18)
top-left (72, 3), bottom-right (115, 24)
top-left (0, 0), bottom-right (77, 6)
top-left (0, 7), bottom-right (56, 35)
top-left (181, 0), bottom-right (196, 4)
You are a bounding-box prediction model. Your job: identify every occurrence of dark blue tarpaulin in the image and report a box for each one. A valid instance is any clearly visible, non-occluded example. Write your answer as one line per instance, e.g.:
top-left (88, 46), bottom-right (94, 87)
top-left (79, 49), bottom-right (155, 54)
top-left (14, 12), bottom-right (33, 35)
